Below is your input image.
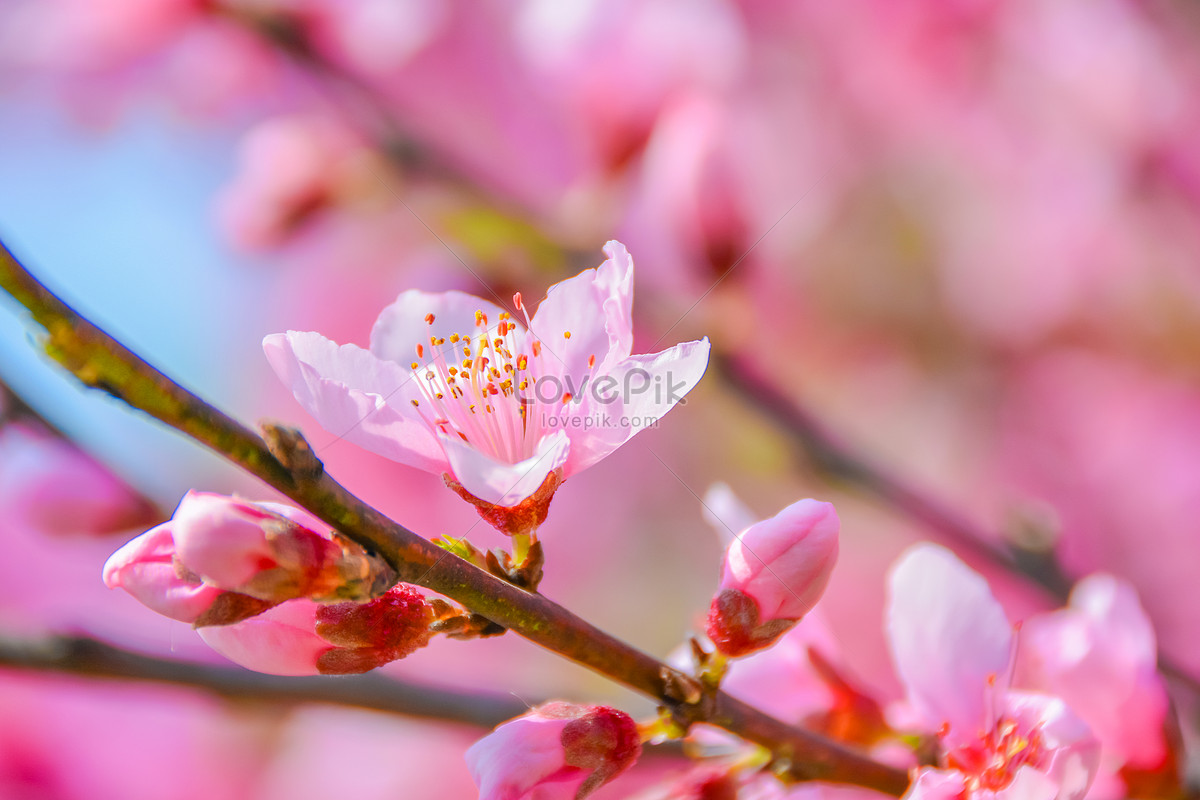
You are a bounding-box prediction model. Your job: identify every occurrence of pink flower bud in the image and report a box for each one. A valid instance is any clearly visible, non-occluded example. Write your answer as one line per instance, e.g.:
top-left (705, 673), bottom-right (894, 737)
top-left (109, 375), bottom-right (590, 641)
top-left (465, 702), bottom-right (641, 800)
top-left (164, 491), bottom-right (393, 604)
top-left (102, 523), bottom-right (272, 626)
top-left (198, 585), bottom-right (435, 676)
top-left (706, 499), bottom-right (839, 658)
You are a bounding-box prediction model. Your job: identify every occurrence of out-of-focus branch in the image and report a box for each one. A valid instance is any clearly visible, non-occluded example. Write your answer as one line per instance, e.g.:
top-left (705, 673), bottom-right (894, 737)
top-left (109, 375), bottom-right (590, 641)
top-left (0, 239), bottom-right (909, 795)
top-left (0, 632), bottom-right (526, 727)
top-left (714, 352), bottom-right (1200, 695)
top-left (222, 7), bottom-right (521, 214)
top-left (714, 353), bottom-right (1072, 600)
top-left (0, 378), bottom-right (166, 522)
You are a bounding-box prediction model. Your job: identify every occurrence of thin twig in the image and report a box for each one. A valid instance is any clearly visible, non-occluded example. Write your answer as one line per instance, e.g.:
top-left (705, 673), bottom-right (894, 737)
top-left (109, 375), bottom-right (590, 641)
top-left (0, 631), bottom-right (526, 727)
top-left (0, 237), bottom-right (909, 795)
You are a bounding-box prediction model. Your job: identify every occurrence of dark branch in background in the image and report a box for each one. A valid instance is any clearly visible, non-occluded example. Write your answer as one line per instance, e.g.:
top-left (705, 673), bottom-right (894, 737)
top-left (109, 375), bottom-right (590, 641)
top-left (0, 239), bottom-right (909, 795)
top-left (221, 6), bottom-right (529, 219)
top-left (0, 378), bottom-right (166, 523)
top-left (714, 352), bottom-right (1200, 695)
top-left (0, 632), bottom-right (525, 727)
top-left (714, 353), bottom-right (1073, 599)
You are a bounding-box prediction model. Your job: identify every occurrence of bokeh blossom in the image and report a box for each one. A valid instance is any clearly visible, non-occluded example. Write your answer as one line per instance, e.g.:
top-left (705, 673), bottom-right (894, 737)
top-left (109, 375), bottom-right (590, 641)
top-left (887, 544), bottom-right (1100, 800)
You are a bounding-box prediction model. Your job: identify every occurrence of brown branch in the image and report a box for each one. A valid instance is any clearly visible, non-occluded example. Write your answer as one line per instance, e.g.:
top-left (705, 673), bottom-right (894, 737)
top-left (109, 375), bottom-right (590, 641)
top-left (0, 631), bottom-right (527, 727)
top-left (0, 238), bottom-right (909, 795)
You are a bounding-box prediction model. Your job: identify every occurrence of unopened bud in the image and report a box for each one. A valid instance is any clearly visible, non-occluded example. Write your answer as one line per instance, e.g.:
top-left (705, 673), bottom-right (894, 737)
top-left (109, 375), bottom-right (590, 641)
top-left (165, 491), bottom-right (394, 604)
top-left (706, 499), bottom-right (839, 657)
top-left (198, 585), bottom-right (435, 676)
top-left (466, 702), bottom-right (641, 800)
top-left (102, 523), bottom-right (272, 626)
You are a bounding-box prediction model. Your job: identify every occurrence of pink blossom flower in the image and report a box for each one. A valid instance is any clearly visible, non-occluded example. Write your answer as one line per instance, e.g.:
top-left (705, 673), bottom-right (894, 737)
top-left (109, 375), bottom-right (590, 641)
top-left (465, 702), bottom-right (641, 800)
top-left (887, 544), bottom-right (1099, 800)
top-left (199, 584), bottom-right (434, 676)
top-left (1019, 575), bottom-right (1171, 783)
top-left (706, 499), bottom-right (839, 657)
top-left (264, 241), bottom-right (710, 531)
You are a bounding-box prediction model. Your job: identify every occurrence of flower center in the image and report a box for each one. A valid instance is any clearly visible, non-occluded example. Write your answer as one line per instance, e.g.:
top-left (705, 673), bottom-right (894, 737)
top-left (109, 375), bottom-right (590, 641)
top-left (944, 717), bottom-right (1047, 793)
top-left (404, 294), bottom-right (580, 464)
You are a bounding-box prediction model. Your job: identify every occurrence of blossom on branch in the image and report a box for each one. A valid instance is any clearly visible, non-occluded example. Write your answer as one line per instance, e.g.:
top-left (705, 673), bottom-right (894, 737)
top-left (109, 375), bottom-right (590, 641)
top-left (887, 544), bottom-right (1100, 800)
top-left (264, 240), bottom-right (710, 534)
top-left (465, 702), bottom-right (641, 800)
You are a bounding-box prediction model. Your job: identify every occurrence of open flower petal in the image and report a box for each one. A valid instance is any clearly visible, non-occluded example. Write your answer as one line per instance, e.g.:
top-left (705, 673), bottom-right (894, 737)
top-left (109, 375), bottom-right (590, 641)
top-left (886, 543), bottom-right (1013, 739)
top-left (562, 337), bottom-right (710, 476)
top-left (529, 240), bottom-right (634, 385)
top-left (370, 289), bottom-right (506, 366)
top-left (1004, 692), bottom-right (1100, 800)
top-left (440, 428), bottom-right (570, 507)
top-left (264, 331), bottom-right (449, 473)
top-left (264, 242), bottom-right (709, 522)
top-left (905, 770), bottom-right (968, 800)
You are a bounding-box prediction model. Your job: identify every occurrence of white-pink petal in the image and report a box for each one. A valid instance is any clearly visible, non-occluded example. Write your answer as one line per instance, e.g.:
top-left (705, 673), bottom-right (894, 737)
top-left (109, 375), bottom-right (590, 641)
top-left (721, 499), bottom-right (839, 621)
top-left (1021, 574), bottom-right (1168, 768)
top-left (886, 544), bottom-right (1013, 740)
top-left (264, 331), bottom-right (448, 473)
top-left (995, 766), bottom-right (1060, 800)
top-left (529, 241), bottom-right (633, 386)
top-left (369, 289), bottom-right (506, 366)
top-left (594, 240), bottom-right (636, 368)
top-left (465, 714), bottom-right (580, 800)
top-left (198, 599), bottom-right (330, 676)
top-left (561, 337), bottom-right (711, 476)
top-left (1003, 693), bottom-right (1099, 800)
top-left (440, 428), bottom-right (570, 507)
top-left (102, 524), bottom-right (223, 623)
top-left (904, 769), bottom-right (967, 800)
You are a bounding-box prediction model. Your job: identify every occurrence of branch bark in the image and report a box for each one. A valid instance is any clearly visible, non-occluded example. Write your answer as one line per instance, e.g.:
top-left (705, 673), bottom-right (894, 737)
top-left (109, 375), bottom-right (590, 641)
top-left (0, 237), bottom-right (910, 796)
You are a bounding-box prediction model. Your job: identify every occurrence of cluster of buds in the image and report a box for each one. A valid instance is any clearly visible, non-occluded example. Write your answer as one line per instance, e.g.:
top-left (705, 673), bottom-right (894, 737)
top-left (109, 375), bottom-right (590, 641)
top-left (104, 491), bottom-right (435, 675)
